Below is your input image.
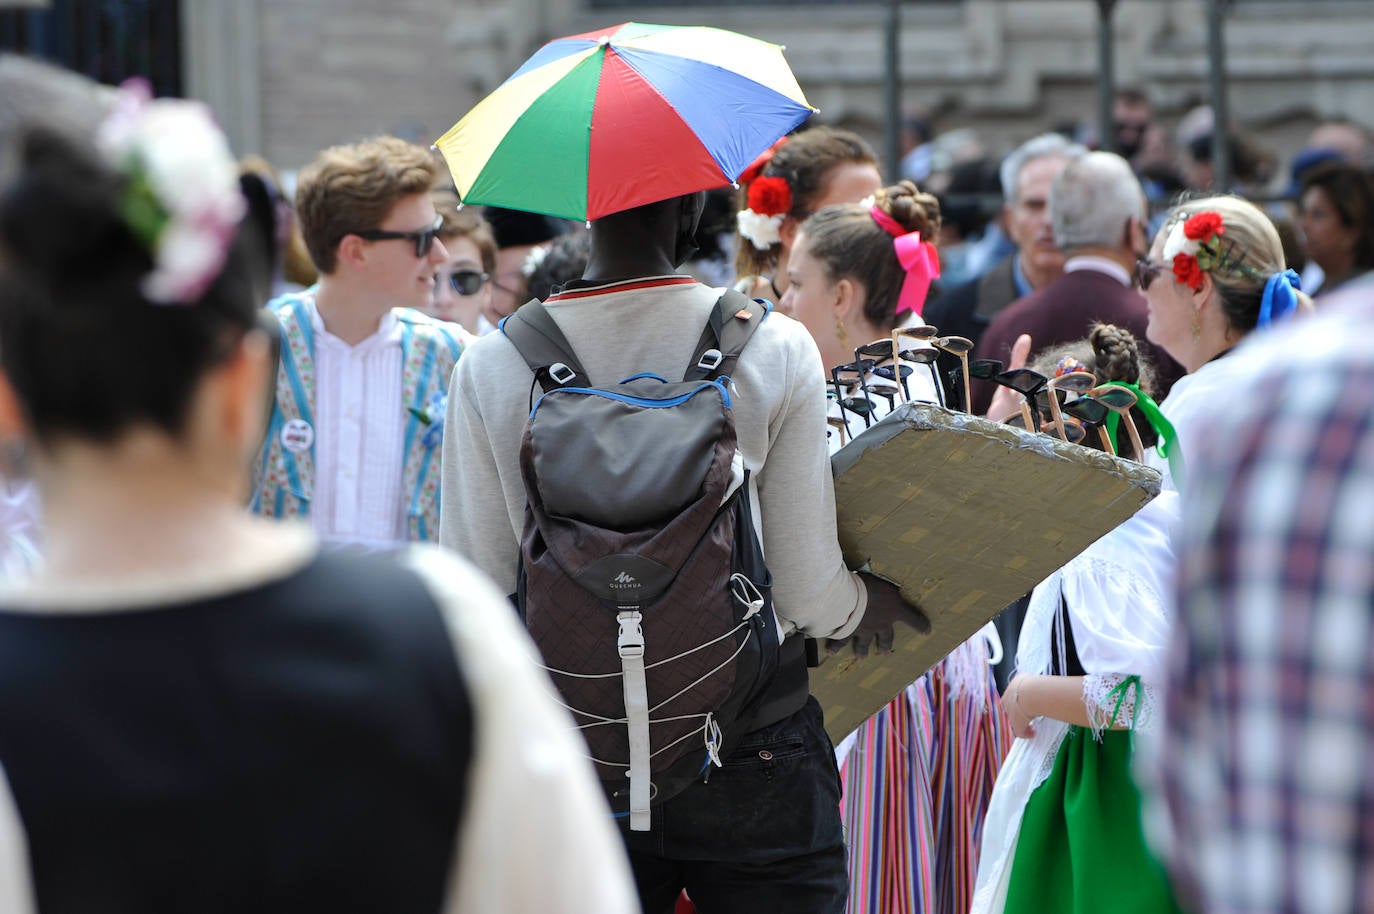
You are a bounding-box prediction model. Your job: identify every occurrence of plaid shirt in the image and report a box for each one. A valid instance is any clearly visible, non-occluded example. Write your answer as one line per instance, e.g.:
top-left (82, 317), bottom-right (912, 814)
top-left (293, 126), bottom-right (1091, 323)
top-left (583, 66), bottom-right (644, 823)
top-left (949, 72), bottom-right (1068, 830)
top-left (1161, 276), bottom-right (1374, 914)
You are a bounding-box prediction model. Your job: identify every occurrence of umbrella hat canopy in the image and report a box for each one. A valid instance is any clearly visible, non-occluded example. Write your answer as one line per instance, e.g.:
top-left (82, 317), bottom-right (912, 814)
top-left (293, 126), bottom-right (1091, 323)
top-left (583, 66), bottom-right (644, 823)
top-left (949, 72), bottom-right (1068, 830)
top-left (435, 22), bottom-right (816, 222)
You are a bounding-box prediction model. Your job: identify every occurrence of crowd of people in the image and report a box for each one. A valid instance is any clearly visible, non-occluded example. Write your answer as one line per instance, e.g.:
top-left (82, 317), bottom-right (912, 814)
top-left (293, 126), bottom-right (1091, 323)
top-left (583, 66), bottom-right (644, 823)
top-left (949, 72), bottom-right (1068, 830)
top-left (0, 38), bottom-right (1372, 914)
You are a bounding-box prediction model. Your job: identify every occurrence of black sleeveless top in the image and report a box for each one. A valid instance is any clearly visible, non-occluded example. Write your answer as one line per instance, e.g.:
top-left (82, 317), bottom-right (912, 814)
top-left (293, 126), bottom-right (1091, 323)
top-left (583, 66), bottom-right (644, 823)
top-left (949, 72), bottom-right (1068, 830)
top-left (0, 552), bottom-right (472, 913)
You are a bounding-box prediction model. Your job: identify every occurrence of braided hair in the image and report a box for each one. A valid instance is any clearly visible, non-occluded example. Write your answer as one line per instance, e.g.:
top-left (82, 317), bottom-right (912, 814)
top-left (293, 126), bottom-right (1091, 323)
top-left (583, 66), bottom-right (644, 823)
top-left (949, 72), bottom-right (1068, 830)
top-left (1032, 323), bottom-right (1158, 449)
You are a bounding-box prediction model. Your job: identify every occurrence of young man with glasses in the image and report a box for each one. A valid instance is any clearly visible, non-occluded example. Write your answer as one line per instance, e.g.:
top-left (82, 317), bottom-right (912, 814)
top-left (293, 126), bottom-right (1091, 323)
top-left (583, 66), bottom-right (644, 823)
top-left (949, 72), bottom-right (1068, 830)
top-left (252, 136), bottom-right (467, 550)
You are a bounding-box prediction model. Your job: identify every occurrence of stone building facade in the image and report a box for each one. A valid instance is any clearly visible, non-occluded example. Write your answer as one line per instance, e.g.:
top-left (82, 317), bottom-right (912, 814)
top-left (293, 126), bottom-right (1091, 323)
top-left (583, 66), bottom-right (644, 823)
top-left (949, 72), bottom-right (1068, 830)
top-left (182, 0), bottom-right (1374, 179)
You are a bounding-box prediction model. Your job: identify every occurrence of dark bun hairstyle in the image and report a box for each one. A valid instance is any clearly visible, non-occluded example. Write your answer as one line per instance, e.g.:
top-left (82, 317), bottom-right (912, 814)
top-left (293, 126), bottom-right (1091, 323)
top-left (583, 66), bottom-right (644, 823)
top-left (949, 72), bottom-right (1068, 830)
top-left (799, 179), bottom-right (942, 329)
top-left (733, 125), bottom-right (879, 279)
top-left (1031, 322), bottom-right (1159, 450)
top-left (0, 124), bottom-right (270, 445)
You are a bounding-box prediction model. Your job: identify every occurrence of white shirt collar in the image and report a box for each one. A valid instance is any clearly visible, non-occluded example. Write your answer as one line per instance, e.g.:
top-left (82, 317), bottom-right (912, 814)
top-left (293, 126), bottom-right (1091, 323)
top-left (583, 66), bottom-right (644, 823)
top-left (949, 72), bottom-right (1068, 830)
top-left (307, 297), bottom-right (403, 351)
top-left (1064, 255), bottom-right (1132, 287)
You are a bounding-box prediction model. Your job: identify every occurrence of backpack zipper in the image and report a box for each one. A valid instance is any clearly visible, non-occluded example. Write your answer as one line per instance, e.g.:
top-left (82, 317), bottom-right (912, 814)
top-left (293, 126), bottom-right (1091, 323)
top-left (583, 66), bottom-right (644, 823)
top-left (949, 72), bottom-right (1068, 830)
top-left (530, 378), bottom-right (732, 418)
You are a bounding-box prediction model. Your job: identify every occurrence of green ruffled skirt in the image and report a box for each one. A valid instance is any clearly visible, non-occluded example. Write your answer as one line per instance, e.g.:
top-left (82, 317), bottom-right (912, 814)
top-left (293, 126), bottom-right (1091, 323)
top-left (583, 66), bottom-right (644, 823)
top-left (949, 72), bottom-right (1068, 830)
top-left (1003, 726), bottom-right (1184, 914)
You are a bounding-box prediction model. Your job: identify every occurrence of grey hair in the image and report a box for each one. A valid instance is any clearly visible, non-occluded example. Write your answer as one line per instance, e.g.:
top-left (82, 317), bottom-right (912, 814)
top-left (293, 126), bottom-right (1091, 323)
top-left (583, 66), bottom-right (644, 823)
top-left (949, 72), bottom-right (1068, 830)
top-left (999, 133), bottom-right (1088, 205)
top-left (1050, 151), bottom-right (1145, 251)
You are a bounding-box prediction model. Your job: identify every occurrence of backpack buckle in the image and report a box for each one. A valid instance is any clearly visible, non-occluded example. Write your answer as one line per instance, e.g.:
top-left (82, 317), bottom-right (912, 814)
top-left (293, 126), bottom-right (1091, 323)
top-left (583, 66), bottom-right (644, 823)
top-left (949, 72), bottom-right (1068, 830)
top-left (696, 349), bottom-right (723, 372)
top-left (617, 610), bottom-right (645, 659)
top-left (547, 362), bottom-right (577, 386)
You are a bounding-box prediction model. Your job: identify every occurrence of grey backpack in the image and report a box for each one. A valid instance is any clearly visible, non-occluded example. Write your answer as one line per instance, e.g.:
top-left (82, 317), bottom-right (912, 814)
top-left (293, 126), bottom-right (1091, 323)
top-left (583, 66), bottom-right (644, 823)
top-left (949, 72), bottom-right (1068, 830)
top-left (502, 290), bottom-right (780, 831)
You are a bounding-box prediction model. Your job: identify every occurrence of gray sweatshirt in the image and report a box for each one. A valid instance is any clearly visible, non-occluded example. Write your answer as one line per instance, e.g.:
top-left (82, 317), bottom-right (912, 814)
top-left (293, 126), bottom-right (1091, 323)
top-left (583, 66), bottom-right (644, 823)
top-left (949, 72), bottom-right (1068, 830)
top-left (438, 276), bottom-right (866, 641)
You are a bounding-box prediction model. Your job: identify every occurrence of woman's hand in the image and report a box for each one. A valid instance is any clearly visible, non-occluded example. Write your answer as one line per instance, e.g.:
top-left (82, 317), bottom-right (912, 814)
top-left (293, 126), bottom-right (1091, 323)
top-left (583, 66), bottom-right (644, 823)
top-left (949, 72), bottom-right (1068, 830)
top-left (1004, 673), bottom-right (1038, 739)
top-left (984, 333), bottom-right (1033, 422)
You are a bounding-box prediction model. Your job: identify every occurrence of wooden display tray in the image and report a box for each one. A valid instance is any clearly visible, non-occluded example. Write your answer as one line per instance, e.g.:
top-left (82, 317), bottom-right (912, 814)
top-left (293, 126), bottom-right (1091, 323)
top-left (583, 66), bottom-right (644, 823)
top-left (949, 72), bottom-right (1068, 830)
top-left (812, 402), bottom-right (1161, 741)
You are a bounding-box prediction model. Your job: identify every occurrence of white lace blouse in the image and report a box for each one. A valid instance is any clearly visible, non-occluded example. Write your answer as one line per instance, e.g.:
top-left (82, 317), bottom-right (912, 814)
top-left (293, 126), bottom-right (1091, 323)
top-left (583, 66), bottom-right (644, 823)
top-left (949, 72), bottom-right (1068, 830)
top-left (971, 489), bottom-right (1180, 914)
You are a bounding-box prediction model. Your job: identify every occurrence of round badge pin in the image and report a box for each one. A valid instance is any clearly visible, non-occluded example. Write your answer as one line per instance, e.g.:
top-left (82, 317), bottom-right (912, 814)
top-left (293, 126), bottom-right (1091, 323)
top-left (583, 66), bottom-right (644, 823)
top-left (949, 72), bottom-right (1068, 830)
top-left (280, 418), bottom-right (314, 453)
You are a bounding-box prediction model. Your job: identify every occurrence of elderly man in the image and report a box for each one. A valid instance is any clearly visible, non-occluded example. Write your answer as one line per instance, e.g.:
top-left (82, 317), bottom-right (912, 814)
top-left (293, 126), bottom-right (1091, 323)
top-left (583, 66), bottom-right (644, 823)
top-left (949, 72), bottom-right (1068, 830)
top-left (971, 151), bottom-right (1181, 415)
top-left (925, 134), bottom-right (1086, 350)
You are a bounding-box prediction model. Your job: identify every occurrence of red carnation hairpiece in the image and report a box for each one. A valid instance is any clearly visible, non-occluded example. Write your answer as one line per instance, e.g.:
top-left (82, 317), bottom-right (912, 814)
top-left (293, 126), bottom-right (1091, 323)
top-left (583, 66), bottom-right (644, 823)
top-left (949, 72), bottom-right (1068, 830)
top-left (1183, 211), bottom-right (1225, 242)
top-left (747, 176), bottom-right (792, 218)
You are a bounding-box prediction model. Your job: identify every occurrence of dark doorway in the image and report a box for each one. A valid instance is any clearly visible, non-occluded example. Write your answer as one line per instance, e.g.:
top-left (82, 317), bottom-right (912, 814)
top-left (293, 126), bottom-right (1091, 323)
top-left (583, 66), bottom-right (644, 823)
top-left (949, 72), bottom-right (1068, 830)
top-left (0, 0), bottom-right (181, 97)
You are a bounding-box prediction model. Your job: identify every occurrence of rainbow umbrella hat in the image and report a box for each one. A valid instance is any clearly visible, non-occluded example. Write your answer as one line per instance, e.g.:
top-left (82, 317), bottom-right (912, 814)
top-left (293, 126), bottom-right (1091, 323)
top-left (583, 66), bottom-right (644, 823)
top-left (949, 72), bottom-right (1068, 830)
top-left (434, 22), bottom-right (816, 222)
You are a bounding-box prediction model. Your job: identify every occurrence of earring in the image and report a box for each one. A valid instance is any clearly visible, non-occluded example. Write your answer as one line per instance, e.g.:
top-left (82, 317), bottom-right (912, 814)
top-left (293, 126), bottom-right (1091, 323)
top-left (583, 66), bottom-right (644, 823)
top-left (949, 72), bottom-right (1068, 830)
top-left (1190, 311), bottom-right (1201, 342)
top-left (834, 310), bottom-right (852, 351)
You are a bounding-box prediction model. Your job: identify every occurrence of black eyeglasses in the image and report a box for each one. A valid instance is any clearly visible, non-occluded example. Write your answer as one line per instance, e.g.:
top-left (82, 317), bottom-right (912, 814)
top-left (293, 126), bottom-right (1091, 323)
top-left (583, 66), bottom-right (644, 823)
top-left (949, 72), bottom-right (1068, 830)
top-left (995, 367), bottom-right (1049, 432)
top-left (1134, 256), bottom-right (1168, 291)
top-left (438, 268), bottom-right (489, 296)
top-left (829, 365), bottom-right (877, 432)
top-left (856, 340), bottom-right (916, 403)
top-left (968, 359), bottom-right (1004, 381)
top-left (933, 335), bottom-right (975, 412)
top-left (1005, 410), bottom-right (1088, 445)
top-left (891, 330), bottom-right (946, 407)
top-left (1063, 395), bottom-right (1116, 454)
top-left (353, 214), bottom-right (445, 258)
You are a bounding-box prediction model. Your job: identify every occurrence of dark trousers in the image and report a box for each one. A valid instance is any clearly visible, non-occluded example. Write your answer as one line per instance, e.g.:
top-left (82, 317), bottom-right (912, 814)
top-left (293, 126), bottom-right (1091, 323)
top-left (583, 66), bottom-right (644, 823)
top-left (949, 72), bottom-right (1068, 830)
top-left (621, 696), bottom-right (848, 914)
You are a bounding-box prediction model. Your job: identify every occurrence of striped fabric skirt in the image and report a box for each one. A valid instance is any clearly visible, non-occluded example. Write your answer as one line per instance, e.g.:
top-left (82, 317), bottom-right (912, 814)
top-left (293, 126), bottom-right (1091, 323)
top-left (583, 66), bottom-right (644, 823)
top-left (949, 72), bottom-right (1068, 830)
top-left (838, 636), bottom-right (1012, 914)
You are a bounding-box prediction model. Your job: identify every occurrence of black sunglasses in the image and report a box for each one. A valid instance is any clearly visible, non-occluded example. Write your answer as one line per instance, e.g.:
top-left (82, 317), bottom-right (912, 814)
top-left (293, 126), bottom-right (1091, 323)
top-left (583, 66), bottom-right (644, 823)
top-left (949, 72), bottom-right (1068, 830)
top-left (995, 367), bottom-right (1049, 432)
top-left (353, 214), bottom-right (445, 258)
top-left (1063, 395), bottom-right (1117, 454)
top-left (968, 359), bottom-right (1004, 381)
top-left (439, 268), bottom-right (489, 296)
top-left (1134, 256), bottom-right (1168, 291)
top-left (855, 340), bottom-right (917, 401)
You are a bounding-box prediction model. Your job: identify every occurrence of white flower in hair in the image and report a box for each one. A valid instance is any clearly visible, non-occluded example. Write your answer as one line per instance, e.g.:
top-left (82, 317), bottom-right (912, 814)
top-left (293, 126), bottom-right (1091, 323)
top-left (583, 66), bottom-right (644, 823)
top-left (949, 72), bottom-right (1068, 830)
top-left (736, 209), bottom-right (783, 251)
top-left (1160, 218), bottom-right (1198, 262)
top-left (96, 78), bottom-right (245, 305)
top-left (521, 243), bottom-right (549, 279)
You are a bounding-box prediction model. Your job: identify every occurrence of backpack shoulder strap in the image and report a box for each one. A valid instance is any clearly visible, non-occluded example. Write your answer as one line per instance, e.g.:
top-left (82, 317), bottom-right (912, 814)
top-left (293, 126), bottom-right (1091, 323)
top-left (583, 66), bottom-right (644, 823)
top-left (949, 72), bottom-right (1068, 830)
top-left (501, 298), bottom-right (590, 393)
top-left (684, 289), bottom-right (771, 382)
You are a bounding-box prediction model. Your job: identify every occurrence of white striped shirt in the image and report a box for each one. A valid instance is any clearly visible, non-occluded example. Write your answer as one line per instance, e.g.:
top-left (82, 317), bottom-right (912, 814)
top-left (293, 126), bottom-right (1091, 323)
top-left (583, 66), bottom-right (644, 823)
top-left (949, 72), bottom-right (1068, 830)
top-left (308, 303), bottom-right (406, 551)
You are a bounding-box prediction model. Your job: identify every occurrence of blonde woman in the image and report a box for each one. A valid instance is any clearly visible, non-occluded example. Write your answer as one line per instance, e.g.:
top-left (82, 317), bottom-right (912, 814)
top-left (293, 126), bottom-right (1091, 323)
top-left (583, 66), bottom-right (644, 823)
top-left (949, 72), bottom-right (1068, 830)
top-left (1136, 195), bottom-right (1309, 491)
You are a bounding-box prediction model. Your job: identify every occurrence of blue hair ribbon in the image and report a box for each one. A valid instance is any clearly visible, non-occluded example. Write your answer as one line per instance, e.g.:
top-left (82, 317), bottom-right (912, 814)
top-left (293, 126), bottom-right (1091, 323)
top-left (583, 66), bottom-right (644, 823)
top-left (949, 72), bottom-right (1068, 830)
top-left (1258, 269), bottom-right (1301, 329)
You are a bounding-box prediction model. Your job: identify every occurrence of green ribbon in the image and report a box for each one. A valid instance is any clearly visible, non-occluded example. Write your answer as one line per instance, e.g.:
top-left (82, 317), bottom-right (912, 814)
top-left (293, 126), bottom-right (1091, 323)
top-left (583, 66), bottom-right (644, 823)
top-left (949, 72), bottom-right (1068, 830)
top-left (1106, 673), bottom-right (1144, 731)
top-left (1098, 380), bottom-right (1185, 486)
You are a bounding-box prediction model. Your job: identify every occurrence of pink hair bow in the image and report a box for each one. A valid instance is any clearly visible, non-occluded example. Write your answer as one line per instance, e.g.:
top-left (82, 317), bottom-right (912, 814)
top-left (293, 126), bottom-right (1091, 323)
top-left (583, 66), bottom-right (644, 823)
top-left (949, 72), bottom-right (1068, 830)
top-left (870, 205), bottom-right (940, 316)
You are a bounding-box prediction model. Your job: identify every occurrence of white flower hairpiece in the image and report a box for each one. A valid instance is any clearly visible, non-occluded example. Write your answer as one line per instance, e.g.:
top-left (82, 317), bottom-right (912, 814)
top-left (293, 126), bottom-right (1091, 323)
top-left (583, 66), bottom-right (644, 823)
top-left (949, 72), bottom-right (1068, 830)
top-left (736, 209), bottom-right (783, 250)
top-left (1160, 218), bottom-right (1198, 263)
top-left (521, 243), bottom-right (549, 279)
top-left (96, 79), bottom-right (245, 304)
top-left (736, 175), bottom-right (792, 251)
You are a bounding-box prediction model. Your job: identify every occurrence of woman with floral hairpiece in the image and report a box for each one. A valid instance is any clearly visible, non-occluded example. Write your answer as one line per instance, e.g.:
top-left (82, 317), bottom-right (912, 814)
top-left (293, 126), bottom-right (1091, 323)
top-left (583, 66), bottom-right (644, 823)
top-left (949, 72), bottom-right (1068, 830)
top-left (971, 324), bottom-right (1185, 914)
top-left (1135, 195), bottom-right (1309, 492)
top-left (782, 181), bottom-right (1013, 914)
top-left (733, 126), bottom-right (883, 306)
top-left (0, 79), bottom-right (635, 914)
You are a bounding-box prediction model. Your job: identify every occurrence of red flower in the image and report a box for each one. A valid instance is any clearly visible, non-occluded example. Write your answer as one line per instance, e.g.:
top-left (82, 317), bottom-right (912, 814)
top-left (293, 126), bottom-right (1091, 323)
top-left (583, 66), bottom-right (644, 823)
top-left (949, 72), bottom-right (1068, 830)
top-left (1183, 211), bottom-right (1224, 242)
top-left (747, 176), bottom-right (792, 217)
top-left (1173, 252), bottom-right (1205, 291)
